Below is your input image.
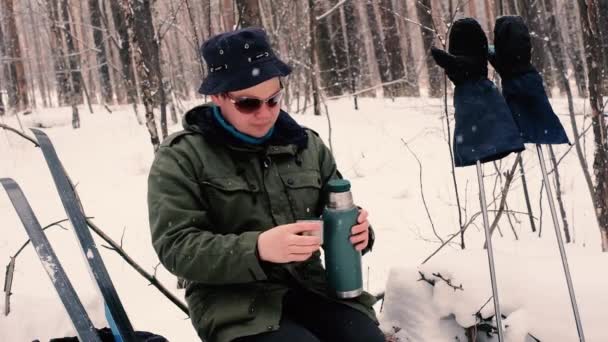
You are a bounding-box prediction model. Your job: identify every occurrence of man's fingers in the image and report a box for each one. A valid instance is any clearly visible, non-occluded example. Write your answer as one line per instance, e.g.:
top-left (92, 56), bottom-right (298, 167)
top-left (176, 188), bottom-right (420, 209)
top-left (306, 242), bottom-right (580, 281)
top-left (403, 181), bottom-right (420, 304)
top-left (288, 244), bottom-right (320, 255)
top-left (289, 234), bottom-right (321, 246)
top-left (357, 209), bottom-right (368, 223)
top-left (350, 233), bottom-right (367, 245)
top-left (354, 241), bottom-right (368, 251)
top-left (351, 223), bottom-right (368, 235)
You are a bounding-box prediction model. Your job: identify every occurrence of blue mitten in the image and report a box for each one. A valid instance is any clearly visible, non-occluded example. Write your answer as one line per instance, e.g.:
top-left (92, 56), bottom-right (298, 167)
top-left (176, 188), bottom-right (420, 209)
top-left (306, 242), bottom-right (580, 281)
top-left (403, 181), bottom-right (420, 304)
top-left (432, 18), bottom-right (524, 167)
top-left (489, 15), bottom-right (569, 145)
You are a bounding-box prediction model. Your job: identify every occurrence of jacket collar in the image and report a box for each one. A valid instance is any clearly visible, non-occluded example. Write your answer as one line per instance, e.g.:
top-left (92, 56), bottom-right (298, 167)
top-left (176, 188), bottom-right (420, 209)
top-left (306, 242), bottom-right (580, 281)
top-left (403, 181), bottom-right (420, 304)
top-left (182, 104), bottom-right (308, 154)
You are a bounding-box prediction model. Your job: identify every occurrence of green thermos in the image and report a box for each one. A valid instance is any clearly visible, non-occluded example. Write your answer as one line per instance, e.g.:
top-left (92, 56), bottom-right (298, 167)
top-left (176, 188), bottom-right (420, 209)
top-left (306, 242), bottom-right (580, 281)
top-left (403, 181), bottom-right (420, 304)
top-left (323, 179), bottom-right (363, 299)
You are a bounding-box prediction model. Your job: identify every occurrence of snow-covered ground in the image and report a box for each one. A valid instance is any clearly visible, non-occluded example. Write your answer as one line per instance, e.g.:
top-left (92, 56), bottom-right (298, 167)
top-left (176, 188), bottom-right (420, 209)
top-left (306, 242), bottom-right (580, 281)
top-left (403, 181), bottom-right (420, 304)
top-left (0, 95), bottom-right (604, 341)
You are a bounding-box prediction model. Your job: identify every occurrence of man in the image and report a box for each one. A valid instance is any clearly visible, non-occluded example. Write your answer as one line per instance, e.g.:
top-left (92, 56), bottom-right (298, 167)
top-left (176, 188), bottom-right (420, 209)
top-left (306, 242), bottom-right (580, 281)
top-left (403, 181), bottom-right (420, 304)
top-left (147, 27), bottom-right (384, 342)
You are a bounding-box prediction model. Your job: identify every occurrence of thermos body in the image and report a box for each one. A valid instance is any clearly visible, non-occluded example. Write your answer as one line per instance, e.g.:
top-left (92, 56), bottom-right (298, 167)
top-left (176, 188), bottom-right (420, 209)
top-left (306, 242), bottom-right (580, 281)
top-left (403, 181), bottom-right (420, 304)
top-left (323, 179), bottom-right (363, 299)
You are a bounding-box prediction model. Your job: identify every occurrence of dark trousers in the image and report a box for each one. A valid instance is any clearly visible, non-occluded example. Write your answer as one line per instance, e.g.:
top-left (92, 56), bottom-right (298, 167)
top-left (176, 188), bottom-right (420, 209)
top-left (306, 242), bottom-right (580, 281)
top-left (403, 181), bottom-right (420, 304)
top-left (233, 289), bottom-right (385, 342)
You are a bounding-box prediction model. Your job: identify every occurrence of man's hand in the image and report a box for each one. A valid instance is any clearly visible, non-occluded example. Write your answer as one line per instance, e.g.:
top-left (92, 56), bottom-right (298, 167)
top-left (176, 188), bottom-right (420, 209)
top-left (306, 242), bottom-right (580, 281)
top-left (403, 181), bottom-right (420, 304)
top-left (350, 208), bottom-right (370, 252)
top-left (257, 222), bottom-right (322, 263)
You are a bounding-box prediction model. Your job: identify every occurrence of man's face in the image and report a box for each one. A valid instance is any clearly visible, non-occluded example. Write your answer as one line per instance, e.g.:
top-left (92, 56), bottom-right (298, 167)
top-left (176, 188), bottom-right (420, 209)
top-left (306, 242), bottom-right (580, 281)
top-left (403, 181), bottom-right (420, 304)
top-left (211, 77), bottom-right (282, 138)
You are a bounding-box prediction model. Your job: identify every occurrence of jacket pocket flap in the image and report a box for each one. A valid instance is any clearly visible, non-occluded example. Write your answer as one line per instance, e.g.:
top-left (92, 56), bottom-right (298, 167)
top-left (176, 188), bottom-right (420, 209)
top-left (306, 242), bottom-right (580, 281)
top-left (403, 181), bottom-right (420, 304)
top-left (282, 171), bottom-right (322, 189)
top-left (202, 177), bottom-right (258, 192)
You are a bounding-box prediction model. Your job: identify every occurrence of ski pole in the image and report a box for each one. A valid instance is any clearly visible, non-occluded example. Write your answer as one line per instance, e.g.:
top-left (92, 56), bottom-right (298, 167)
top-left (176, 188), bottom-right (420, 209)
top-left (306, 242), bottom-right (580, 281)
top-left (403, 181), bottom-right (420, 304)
top-left (476, 160), bottom-right (505, 342)
top-left (536, 144), bottom-right (585, 342)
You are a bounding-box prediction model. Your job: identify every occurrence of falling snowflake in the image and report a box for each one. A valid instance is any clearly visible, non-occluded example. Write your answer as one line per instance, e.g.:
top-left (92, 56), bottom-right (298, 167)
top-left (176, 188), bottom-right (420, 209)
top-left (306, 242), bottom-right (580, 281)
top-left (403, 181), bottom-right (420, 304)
top-left (252, 68), bottom-right (260, 77)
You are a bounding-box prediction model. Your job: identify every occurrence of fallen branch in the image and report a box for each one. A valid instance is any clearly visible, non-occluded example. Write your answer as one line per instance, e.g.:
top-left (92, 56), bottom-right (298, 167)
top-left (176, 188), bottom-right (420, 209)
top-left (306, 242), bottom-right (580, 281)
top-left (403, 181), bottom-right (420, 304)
top-left (86, 219), bottom-right (189, 315)
top-left (0, 123), bottom-right (38, 146)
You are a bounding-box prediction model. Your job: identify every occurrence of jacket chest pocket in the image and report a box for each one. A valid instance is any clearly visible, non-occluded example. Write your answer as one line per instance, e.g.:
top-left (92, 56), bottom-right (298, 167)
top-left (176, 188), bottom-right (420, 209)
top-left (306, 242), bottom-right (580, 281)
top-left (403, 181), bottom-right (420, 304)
top-left (280, 170), bottom-right (323, 220)
top-left (200, 176), bottom-right (262, 233)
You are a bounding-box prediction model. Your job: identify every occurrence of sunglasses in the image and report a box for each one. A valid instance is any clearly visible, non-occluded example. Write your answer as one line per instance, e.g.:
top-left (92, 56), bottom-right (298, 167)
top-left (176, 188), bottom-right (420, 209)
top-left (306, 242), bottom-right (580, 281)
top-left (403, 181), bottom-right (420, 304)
top-left (224, 88), bottom-right (283, 113)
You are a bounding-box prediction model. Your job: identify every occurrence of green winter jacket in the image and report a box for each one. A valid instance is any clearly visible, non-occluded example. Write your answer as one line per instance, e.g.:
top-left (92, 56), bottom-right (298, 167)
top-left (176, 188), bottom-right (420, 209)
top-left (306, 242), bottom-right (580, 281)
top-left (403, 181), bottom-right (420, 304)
top-left (147, 104), bottom-right (377, 342)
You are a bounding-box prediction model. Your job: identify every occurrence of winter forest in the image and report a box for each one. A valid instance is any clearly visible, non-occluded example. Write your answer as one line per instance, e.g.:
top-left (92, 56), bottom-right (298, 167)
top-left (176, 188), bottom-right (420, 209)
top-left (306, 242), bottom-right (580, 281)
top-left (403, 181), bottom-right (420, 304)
top-left (1, 0), bottom-right (608, 341)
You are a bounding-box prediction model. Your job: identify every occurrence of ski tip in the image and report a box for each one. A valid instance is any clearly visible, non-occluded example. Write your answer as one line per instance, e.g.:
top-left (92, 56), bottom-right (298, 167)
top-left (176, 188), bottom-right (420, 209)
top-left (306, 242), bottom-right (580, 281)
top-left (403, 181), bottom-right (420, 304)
top-left (0, 178), bottom-right (17, 190)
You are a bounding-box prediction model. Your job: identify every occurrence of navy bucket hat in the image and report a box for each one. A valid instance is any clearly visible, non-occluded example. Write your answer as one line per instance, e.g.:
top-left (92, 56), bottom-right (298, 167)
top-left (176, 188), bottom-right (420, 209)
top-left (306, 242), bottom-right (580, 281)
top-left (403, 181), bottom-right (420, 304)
top-left (198, 27), bottom-right (292, 95)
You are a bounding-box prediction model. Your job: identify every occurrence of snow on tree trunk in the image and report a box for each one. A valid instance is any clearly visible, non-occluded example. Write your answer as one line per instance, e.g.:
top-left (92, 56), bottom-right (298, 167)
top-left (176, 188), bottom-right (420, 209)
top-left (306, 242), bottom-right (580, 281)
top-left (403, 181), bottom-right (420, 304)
top-left (127, 0), bottom-right (161, 151)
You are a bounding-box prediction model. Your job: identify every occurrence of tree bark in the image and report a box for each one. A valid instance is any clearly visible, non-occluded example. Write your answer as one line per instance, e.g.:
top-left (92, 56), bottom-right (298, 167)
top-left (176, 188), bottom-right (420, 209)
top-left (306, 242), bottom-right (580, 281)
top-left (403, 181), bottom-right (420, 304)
top-left (597, 0), bottom-right (608, 93)
top-left (354, 0), bottom-right (383, 97)
top-left (236, 0), bottom-right (262, 28)
top-left (516, 0), bottom-right (556, 93)
top-left (308, 0), bottom-right (321, 115)
top-left (377, 0), bottom-right (406, 97)
top-left (2, 0), bottom-right (29, 111)
top-left (395, 0), bottom-right (419, 96)
top-left (46, 0), bottom-right (71, 106)
top-left (341, 1), bottom-right (363, 98)
top-left (127, 0), bottom-right (161, 151)
top-left (109, 0), bottom-right (138, 105)
top-left (60, 0), bottom-right (84, 105)
top-left (416, 0), bottom-right (442, 98)
top-left (221, 0), bottom-right (235, 31)
top-left (27, 0), bottom-right (49, 107)
top-left (314, 0), bottom-right (343, 97)
top-left (89, 0), bottom-right (113, 104)
top-left (577, 0), bottom-right (608, 250)
top-left (563, 0), bottom-right (588, 98)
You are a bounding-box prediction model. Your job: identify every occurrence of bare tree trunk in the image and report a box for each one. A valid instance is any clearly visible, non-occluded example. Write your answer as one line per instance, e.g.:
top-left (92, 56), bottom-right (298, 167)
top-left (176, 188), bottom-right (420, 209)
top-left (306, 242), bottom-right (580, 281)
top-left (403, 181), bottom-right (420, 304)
top-left (47, 0), bottom-right (71, 106)
top-left (340, 1), bottom-right (364, 100)
top-left (308, 0), bottom-right (321, 115)
top-left (2, 0), bottom-right (29, 111)
top-left (109, 0), bottom-right (138, 105)
top-left (563, 0), bottom-right (588, 98)
top-left (377, 0), bottom-right (406, 97)
top-left (236, 0), bottom-right (262, 28)
top-left (314, 0), bottom-right (342, 97)
top-left (504, 0), bottom-right (518, 14)
top-left (596, 0), bottom-right (608, 93)
top-left (416, 0), bottom-right (442, 98)
top-left (516, 0), bottom-right (556, 94)
top-left (484, 0), bottom-right (495, 33)
top-left (354, 0), bottom-right (383, 97)
top-left (221, 0), bottom-right (235, 30)
top-left (127, 0), bottom-right (161, 151)
top-left (27, 0), bottom-right (49, 107)
top-left (0, 22), bottom-right (7, 113)
top-left (89, 0), bottom-right (113, 104)
top-left (61, 0), bottom-right (84, 105)
top-left (577, 0), bottom-right (608, 250)
top-left (394, 0), bottom-right (419, 96)
top-left (75, 0), bottom-right (97, 107)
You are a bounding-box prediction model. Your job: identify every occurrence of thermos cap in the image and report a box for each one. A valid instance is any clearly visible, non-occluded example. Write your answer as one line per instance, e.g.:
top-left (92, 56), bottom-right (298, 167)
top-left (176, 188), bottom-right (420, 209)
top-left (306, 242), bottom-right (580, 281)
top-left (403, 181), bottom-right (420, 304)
top-left (327, 179), bottom-right (351, 193)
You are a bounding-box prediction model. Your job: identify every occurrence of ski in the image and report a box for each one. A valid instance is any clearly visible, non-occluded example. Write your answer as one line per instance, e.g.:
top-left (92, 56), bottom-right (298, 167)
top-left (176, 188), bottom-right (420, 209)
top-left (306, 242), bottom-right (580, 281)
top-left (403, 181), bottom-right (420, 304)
top-left (31, 128), bottom-right (137, 342)
top-left (0, 178), bottom-right (101, 342)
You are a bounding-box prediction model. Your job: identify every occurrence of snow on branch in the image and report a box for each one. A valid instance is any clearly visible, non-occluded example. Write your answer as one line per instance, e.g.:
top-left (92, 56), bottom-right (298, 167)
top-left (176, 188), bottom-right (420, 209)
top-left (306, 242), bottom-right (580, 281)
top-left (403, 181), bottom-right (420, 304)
top-left (417, 271), bottom-right (463, 291)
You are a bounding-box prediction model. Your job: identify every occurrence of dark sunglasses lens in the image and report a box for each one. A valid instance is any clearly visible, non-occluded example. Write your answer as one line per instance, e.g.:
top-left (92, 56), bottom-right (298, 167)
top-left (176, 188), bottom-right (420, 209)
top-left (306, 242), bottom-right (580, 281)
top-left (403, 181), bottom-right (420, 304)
top-left (235, 98), bottom-right (263, 112)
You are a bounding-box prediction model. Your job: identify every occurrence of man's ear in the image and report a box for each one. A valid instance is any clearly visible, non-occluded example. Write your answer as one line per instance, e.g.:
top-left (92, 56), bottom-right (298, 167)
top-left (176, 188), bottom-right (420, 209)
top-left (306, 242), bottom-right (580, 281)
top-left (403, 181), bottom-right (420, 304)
top-left (210, 94), bottom-right (223, 106)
